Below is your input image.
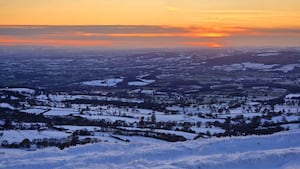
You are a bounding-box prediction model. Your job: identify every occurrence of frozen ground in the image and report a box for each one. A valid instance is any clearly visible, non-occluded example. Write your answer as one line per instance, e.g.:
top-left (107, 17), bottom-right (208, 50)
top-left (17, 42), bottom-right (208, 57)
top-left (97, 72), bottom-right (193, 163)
top-left (0, 130), bottom-right (299, 169)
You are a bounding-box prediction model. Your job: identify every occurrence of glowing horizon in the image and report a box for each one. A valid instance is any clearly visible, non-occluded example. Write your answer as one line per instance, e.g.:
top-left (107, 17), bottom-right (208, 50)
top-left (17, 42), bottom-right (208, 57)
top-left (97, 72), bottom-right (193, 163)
top-left (1, 0), bottom-right (300, 48)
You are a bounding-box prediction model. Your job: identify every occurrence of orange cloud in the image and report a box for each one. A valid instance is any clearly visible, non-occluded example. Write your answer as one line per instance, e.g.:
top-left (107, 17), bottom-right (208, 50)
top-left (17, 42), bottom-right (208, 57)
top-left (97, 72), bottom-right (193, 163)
top-left (0, 36), bottom-right (112, 46)
top-left (1, 26), bottom-right (300, 48)
top-left (74, 31), bottom-right (230, 38)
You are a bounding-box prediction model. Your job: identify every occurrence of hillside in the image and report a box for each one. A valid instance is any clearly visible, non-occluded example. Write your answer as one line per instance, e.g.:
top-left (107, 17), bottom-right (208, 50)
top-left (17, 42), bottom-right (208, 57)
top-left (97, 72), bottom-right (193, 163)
top-left (1, 130), bottom-right (300, 169)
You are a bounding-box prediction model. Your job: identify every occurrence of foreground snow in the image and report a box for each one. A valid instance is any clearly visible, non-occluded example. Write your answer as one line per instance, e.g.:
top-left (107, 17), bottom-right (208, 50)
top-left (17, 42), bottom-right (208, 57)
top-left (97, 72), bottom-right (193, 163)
top-left (1, 130), bottom-right (300, 169)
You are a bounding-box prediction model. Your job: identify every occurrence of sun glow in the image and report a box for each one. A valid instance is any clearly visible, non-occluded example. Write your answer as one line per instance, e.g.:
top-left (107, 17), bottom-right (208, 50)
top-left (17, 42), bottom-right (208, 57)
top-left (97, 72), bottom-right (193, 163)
top-left (184, 42), bottom-right (223, 48)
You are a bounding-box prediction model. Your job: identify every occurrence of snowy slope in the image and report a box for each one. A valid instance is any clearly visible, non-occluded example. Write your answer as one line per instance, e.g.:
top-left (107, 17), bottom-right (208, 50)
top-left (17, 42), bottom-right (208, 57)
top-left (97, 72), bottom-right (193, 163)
top-left (1, 130), bottom-right (300, 169)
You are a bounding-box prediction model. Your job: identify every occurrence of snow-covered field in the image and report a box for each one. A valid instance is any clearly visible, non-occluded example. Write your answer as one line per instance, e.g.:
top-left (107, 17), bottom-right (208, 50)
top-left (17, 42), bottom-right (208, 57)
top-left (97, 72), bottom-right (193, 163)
top-left (0, 130), bottom-right (70, 143)
top-left (128, 79), bottom-right (156, 86)
top-left (81, 78), bottom-right (123, 87)
top-left (213, 62), bottom-right (300, 73)
top-left (0, 88), bottom-right (35, 95)
top-left (0, 130), bottom-right (299, 169)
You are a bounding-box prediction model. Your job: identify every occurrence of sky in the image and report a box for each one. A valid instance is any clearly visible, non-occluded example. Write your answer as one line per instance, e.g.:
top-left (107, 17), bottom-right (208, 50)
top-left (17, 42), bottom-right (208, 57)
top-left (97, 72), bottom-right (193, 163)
top-left (0, 0), bottom-right (300, 48)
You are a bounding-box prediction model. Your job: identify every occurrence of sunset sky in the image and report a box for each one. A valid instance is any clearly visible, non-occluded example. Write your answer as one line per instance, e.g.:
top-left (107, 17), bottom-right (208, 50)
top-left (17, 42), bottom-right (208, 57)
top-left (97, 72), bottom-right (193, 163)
top-left (1, 0), bottom-right (300, 48)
